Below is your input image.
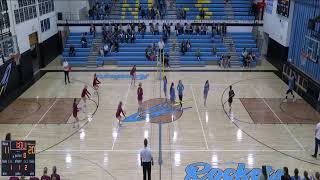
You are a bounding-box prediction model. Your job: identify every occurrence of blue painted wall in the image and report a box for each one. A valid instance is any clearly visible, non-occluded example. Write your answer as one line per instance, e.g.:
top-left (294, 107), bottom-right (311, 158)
top-left (288, 0), bottom-right (320, 81)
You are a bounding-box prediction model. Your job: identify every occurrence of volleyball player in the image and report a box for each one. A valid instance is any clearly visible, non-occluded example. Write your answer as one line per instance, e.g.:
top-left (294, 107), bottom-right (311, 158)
top-left (116, 101), bottom-right (126, 126)
top-left (203, 80), bottom-right (210, 106)
top-left (137, 83), bottom-right (143, 112)
top-left (177, 80), bottom-right (184, 108)
top-left (130, 65), bottom-right (137, 86)
top-left (228, 85), bottom-right (235, 112)
top-left (284, 75), bottom-right (296, 102)
top-left (163, 76), bottom-right (167, 98)
top-left (170, 82), bottom-right (176, 104)
top-left (81, 85), bottom-right (91, 112)
top-left (93, 73), bottom-right (101, 93)
top-left (72, 98), bottom-right (80, 128)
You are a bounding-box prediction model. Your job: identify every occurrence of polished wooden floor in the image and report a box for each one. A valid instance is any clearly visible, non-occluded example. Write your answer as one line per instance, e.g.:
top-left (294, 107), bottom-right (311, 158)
top-left (0, 71), bottom-right (319, 179)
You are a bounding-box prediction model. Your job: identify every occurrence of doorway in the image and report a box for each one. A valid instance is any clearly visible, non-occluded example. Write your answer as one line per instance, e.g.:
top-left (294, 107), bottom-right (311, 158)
top-left (29, 32), bottom-right (40, 73)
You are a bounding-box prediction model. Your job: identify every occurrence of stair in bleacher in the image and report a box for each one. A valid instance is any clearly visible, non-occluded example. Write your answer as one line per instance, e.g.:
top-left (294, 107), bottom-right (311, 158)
top-left (168, 35), bottom-right (180, 68)
top-left (225, 2), bottom-right (235, 20)
top-left (223, 36), bottom-right (241, 68)
top-left (166, 0), bottom-right (177, 20)
top-left (87, 36), bottom-right (102, 68)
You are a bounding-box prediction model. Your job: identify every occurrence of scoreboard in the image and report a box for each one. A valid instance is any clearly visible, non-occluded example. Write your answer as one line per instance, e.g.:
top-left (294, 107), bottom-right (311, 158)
top-left (1, 141), bottom-right (36, 176)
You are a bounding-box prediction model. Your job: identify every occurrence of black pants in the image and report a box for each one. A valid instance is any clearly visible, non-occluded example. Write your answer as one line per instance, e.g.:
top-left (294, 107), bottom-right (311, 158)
top-left (179, 95), bottom-right (183, 106)
top-left (64, 71), bottom-right (70, 84)
top-left (142, 162), bottom-right (151, 180)
top-left (314, 138), bottom-right (320, 157)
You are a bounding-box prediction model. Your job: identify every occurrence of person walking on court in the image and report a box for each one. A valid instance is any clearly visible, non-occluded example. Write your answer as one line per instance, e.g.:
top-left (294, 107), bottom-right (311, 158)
top-left (284, 75), bottom-right (296, 102)
top-left (163, 76), bottom-right (167, 98)
top-left (130, 65), bottom-right (137, 86)
top-left (311, 121), bottom-right (320, 158)
top-left (177, 80), bottom-right (184, 108)
top-left (51, 166), bottom-right (60, 180)
top-left (137, 83), bottom-right (143, 112)
top-left (116, 101), bottom-right (126, 126)
top-left (203, 80), bottom-right (210, 106)
top-left (62, 59), bottom-right (71, 85)
top-left (140, 138), bottom-right (153, 180)
top-left (93, 73), bottom-right (101, 93)
top-left (170, 82), bottom-right (176, 104)
top-left (228, 85), bottom-right (235, 112)
top-left (72, 98), bottom-right (80, 128)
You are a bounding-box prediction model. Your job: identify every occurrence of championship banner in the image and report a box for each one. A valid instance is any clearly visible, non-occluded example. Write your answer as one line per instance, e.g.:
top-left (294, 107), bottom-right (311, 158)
top-left (0, 62), bottom-right (12, 97)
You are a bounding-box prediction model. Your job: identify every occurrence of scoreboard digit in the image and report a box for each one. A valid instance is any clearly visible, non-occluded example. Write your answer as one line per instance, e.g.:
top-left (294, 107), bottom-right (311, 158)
top-left (1, 141), bottom-right (36, 176)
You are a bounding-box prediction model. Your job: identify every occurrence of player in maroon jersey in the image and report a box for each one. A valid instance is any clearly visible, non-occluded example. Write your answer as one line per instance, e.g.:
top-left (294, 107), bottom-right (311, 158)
top-left (93, 73), bottom-right (101, 92)
top-left (137, 83), bottom-right (143, 112)
top-left (29, 177), bottom-right (40, 180)
top-left (40, 167), bottom-right (50, 180)
top-left (130, 65), bottom-right (137, 86)
top-left (73, 98), bottom-right (80, 128)
top-left (81, 85), bottom-right (91, 112)
top-left (116, 101), bottom-right (126, 126)
top-left (50, 166), bottom-right (60, 180)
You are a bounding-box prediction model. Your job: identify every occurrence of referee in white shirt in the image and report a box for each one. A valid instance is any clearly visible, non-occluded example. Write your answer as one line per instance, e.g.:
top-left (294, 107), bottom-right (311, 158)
top-left (158, 39), bottom-right (165, 59)
top-left (140, 138), bottom-right (153, 180)
top-left (312, 122), bottom-right (320, 158)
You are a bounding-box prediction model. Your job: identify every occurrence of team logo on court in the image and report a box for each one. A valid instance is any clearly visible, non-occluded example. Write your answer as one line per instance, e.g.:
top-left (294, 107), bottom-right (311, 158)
top-left (123, 98), bottom-right (191, 123)
top-left (0, 63), bottom-right (12, 96)
top-left (185, 162), bottom-right (283, 180)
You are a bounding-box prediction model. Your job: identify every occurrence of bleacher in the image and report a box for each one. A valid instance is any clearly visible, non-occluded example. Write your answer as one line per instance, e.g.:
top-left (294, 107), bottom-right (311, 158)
top-left (176, 0), bottom-right (254, 20)
top-left (97, 32), bottom-right (169, 66)
top-left (118, 0), bottom-right (153, 20)
top-left (63, 32), bottom-right (93, 67)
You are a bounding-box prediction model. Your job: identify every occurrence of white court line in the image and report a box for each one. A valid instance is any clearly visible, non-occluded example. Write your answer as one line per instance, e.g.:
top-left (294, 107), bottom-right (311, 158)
top-left (111, 84), bottom-right (131, 150)
top-left (24, 99), bottom-right (58, 139)
top-left (255, 89), bottom-right (306, 151)
top-left (43, 149), bottom-right (304, 152)
top-left (190, 85), bottom-right (209, 150)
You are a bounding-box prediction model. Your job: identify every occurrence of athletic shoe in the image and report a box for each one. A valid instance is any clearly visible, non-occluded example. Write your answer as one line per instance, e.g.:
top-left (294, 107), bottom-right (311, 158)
top-left (311, 154), bottom-right (317, 158)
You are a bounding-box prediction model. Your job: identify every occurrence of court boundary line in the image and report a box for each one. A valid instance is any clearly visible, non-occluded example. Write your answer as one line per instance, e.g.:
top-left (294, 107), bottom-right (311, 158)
top-left (24, 98), bottom-right (58, 139)
top-left (190, 85), bottom-right (209, 150)
top-left (42, 149), bottom-right (305, 152)
top-left (111, 84), bottom-right (131, 150)
top-left (260, 97), bottom-right (306, 151)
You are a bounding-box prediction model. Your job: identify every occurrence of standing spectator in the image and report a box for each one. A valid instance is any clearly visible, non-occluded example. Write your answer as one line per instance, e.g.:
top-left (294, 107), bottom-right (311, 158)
top-left (69, 44), bottom-right (75, 57)
top-left (259, 165), bottom-right (268, 180)
top-left (51, 166), bottom-right (60, 180)
top-left (137, 83), bottom-right (143, 112)
top-left (291, 168), bottom-right (301, 180)
top-left (41, 167), bottom-right (51, 180)
top-left (303, 171), bottom-right (311, 180)
top-left (181, 40), bottom-right (186, 55)
top-left (312, 121), bottom-right (320, 158)
top-left (81, 34), bottom-right (87, 48)
top-left (140, 139), bottom-right (153, 180)
top-left (62, 59), bottom-right (71, 85)
top-left (281, 167), bottom-right (291, 180)
top-left (242, 48), bottom-right (248, 67)
top-left (177, 80), bottom-right (184, 108)
top-left (195, 48), bottom-right (201, 61)
top-left (103, 43), bottom-right (109, 56)
top-left (90, 24), bottom-right (96, 37)
top-left (158, 39), bottom-right (165, 58)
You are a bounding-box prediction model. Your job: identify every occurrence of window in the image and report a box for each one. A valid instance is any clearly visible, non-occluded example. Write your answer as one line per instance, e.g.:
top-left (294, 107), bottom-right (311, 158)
top-left (15, 0), bottom-right (37, 24)
top-left (39, 0), bottom-right (54, 16)
top-left (40, 18), bottom-right (50, 32)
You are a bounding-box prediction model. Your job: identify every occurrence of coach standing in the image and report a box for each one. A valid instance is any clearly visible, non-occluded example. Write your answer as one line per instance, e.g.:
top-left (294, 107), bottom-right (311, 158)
top-left (140, 138), bottom-right (153, 180)
top-left (312, 121), bottom-right (320, 158)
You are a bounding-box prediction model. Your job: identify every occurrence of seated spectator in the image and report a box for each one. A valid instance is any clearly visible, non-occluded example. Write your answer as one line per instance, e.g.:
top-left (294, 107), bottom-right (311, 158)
top-left (41, 167), bottom-right (51, 180)
top-left (195, 25), bottom-right (200, 35)
top-left (154, 23), bottom-right (160, 35)
top-left (100, 47), bottom-right (104, 57)
top-left (69, 44), bottom-right (75, 57)
top-left (291, 168), bottom-right (301, 180)
top-left (225, 55), bottom-right (231, 68)
top-left (195, 48), bottom-right (201, 61)
top-left (186, 40), bottom-right (191, 51)
top-left (199, 8), bottom-right (205, 19)
top-left (212, 44), bottom-right (217, 56)
top-left (200, 24), bottom-right (205, 35)
top-left (103, 43), bottom-right (109, 56)
top-left (51, 166), bottom-right (60, 180)
top-left (164, 53), bottom-right (170, 67)
top-left (125, 32), bottom-right (130, 43)
top-left (246, 53), bottom-right (253, 68)
top-left (130, 32), bottom-right (135, 43)
top-left (281, 167), bottom-right (291, 180)
top-left (150, 23), bottom-right (155, 35)
top-left (81, 34), bottom-right (87, 48)
top-left (242, 48), bottom-right (248, 65)
top-left (141, 8), bottom-right (146, 19)
top-left (181, 40), bottom-right (186, 55)
top-left (303, 171), bottom-right (311, 180)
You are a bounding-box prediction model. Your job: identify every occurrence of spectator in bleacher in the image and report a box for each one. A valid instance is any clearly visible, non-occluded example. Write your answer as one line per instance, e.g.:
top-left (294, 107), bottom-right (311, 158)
top-left (181, 40), bottom-right (186, 55)
top-left (100, 47), bottom-right (104, 57)
top-left (51, 166), bottom-right (60, 180)
top-left (186, 40), bottom-right (191, 51)
top-left (292, 168), bottom-right (301, 180)
top-left (68, 44), bottom-right (75, 57)
top-left (281, 167), bottom-right (291, 180)
top-left (303, 171), bottom-right (311, 180)
top-left (81, 34), bottom-right (87, 48)
top-left (315, 172), bottom-right (320, 180)
top-left (164, 53), bottom-right (170, 67)
top-left (222, 23), bottom-right (227, 35)
top-left (88, 8), bottom-right (94, 20)
top-left (62, 59), bottom-right (70, 85)
top-left (200, 24), bottom-right (206, 35)
top-left (312, 121), bottom-right (320, 158)
top-left (158, 38), bottom-right (165, 57)
top-left (130, 32), bottom-right (135, 43)
top-left (195, 48), bottom-right (201, 61)
top-left (90, 24), bottom-right (96, 37)
top-left (141, 8), bottom-right (146, 19)
top-left (103, 43), bottom-right (109, 56)
top-left (150, 7), bottom-right (156, 19)
top-left (163, 31), bottom-right (168, 43)
top-left (220, 54), bottom-right (225, 68)
top-left (154, 23), bottom-right (160, 35)
top-left (199, 8), bottom-right (205, 19)
top-left (195, 25), bottom-right (200, 35)
top-left (41, 167), bottom-right (51, 180)
top-left (246, 53), bottom-right (253, 68)
top-left (242, 48), bottom-right (248, 66)
top-left (212, 44), bottom-right (217, 56)
top-left (259, 165), bottom-right (267, 180)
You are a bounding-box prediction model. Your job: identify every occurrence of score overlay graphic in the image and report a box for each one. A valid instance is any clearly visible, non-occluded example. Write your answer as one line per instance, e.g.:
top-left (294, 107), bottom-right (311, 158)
top-left (1, 141), bottom-right (36, 176)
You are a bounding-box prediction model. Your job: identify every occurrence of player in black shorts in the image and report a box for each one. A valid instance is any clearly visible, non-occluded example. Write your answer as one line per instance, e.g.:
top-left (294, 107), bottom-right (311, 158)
top-left (228, 86), bottom-right (235, 112)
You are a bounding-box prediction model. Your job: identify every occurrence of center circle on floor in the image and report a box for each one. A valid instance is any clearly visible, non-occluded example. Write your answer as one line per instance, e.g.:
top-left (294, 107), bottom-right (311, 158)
top-left (139, 98), bottom-right (183, 124)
